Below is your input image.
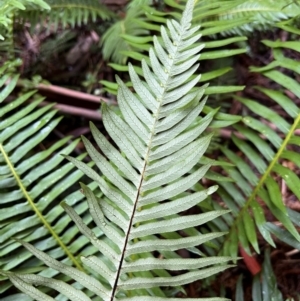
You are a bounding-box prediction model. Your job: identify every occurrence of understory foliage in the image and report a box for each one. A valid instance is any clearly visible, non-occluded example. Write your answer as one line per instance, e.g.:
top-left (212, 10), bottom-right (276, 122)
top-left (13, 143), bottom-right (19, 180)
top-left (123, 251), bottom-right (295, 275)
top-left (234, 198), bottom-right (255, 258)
top-left (202, 30), bottom-right (300, 301)
top-left (1, 0), bottom-right (300, 300)
top-left (0, 59), bottom-right (102, 298)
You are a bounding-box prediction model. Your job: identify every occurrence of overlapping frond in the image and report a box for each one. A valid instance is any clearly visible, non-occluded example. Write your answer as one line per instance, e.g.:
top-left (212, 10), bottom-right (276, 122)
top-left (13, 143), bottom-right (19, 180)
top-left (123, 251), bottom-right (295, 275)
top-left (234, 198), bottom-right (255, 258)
top-left (101, 1), bottom-right (150, 64)
top-left (16, 0), bottom-right (115, 31)
top-left (3, 1), bottom-right (235, 300)
top-left (167, 0), bottom-right (300, 35)
top-left (192, 0), bottom-right (300, 35)
top-left (0, 60), bottom-right (101, 300)
top-left (205, 26), bottom-right (300, 260)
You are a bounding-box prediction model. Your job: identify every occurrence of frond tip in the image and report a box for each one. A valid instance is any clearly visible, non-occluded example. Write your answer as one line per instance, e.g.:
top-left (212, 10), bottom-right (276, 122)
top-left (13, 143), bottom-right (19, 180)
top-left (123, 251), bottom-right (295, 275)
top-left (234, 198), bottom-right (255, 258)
top-left (5, 0), bottom-right (235, 300)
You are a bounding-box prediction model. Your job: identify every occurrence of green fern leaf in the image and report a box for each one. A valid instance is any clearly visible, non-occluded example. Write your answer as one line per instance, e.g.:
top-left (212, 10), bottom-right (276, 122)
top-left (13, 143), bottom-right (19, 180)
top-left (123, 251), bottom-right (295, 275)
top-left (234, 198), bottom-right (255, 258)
top-left (0, 61), bottom-right (102, 299)
top-left (16, 0), bottom-right (114, 31)
top-left (101, 4), bottom-right (149, 64)
top-left (166, 0), bottom-right (300, 35)
top-left (212, 0), bottom-right (300, 35)
top-left (209, 29), bottom-right (300, 258)
top-left (3, 1), bottom-right (235, 300)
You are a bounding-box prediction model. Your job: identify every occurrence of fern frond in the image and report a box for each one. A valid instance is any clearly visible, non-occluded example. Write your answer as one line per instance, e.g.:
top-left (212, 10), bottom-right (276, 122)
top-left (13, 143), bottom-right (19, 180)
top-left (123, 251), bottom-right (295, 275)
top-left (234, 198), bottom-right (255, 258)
top-left (16, 0), bottom-right (115, 31)
top-left (207, 29), bottom-right (300, 259)
top-left (166, 0), bottom-right (300, 35)
top-left (101, 3), bottom-right (149, 64)
top-left (4, 1), bottom-right (235, 300)
top-left (0, 62), bottom-right (101, 298)
top-left (211, 0), bottom-right (300, 35)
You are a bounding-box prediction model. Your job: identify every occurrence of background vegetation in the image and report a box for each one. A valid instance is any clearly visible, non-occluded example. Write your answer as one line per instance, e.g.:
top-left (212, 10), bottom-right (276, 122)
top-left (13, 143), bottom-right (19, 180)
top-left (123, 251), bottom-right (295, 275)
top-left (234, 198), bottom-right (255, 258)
top-left (1, 0), bottom-right (300, 300)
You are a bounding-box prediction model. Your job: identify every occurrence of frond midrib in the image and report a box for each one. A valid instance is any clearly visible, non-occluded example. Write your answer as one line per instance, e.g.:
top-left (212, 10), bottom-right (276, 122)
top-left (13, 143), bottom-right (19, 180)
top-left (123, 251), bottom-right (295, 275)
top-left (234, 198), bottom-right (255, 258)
top-left (220, 112), bottom-right (300, 253)
top-left (0, 142), bottom-right (84, 271)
